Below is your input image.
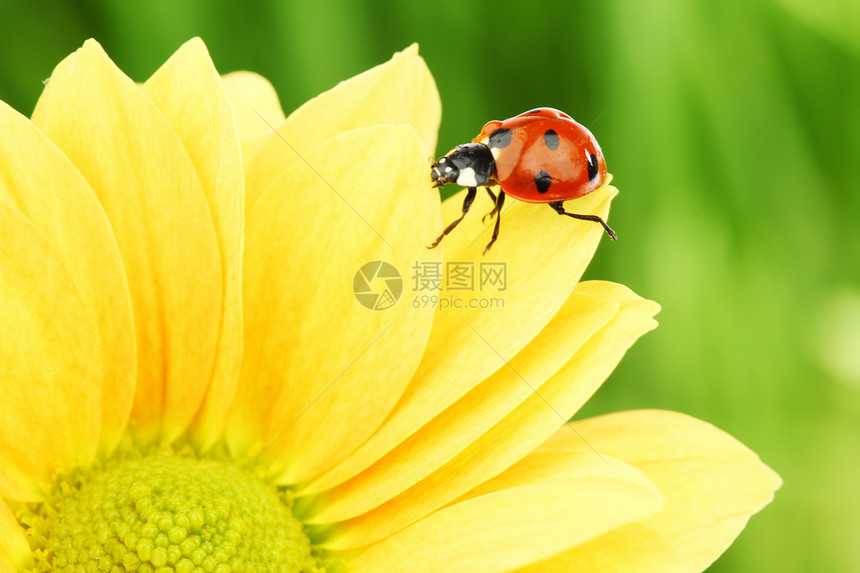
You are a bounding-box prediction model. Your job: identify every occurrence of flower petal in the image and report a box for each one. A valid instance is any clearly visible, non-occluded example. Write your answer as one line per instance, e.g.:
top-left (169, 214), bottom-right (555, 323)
top-left (221, 70), bottom-right (285, 185)
top-left (549, 409), bottom-right (782, 571)
top-left (347, 453), bottom-right (662, 573)
top-left (227, 124), bottom-right (440, 483)
top-left (0, 100), bottom-right (134, 456)
top-left (221, 70), bottom-right (285, 141)
top-left (0, 499), bottom-right (29, 571)
top-left (0, 203), bottom-right (102, 501)
top-left (513, 524), bottom-right (684, 573)
top-left (308, 186), bottom-right (618, 499)
top-left (243, 44), bottom-right (440, 211)
top-left (321, 280), bottom-right (659, 549)
top-left (488, 429), bottom-right (684, 572)
top-left (303, 288), bottom-right (620, 517)
top-left (32, 39), bottom-right (223, 444)
top-left (143, 38), bottom-right (243, 451)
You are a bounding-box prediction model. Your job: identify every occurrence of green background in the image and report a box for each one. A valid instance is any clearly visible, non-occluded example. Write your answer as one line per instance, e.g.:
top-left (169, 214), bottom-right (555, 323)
top-left (2, 1), bottom-right (858, 571)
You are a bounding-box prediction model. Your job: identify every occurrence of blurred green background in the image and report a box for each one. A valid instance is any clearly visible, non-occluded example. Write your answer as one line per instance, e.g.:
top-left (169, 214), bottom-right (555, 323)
top-left (2, 0), bottom-right (858, 570)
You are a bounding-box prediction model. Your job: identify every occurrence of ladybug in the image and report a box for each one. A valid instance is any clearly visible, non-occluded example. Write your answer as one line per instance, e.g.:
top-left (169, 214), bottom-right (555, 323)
top-left (429, 107), bottom-right (616, 253)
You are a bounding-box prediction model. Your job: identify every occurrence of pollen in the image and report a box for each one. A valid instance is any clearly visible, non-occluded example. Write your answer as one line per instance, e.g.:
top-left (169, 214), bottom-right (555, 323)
top-left (19, 449), bottom-right (321, 572)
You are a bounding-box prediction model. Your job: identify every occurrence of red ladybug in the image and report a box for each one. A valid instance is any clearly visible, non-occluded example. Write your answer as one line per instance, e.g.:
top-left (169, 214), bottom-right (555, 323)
top-left (429, 107), bottom-right (616, 253)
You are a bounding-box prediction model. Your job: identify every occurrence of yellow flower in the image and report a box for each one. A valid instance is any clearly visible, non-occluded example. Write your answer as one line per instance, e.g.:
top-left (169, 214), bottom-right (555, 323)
top-left (0, 38), bottom-right (779, 572)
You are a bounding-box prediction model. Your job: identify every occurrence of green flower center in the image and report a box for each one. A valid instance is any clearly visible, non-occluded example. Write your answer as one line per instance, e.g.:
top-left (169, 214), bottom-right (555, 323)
top-left (21, 450), bottom-right (320, 573)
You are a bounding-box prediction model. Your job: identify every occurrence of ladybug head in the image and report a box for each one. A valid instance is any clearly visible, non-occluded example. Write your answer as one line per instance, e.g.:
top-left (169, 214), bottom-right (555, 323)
top-left (429, 156), bottom-right (455, 188)
top-left (430, 143), bottom-right (495, 189)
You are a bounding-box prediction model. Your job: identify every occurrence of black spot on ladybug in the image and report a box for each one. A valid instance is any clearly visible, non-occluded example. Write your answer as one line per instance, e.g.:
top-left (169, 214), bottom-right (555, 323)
top-left (543, 129), bottom-right (559, 150)
top-left (489, 128), bottom-right (512, 149)
top-left (534, 170), bottom-right (552, 194)
top-left (525, 108), bottom-right (542, 114)
top-left (587, 153), bottom-right (599, 181)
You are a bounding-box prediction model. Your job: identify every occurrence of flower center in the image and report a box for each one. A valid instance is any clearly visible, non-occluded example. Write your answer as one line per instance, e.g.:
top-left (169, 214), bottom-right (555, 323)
top-left (21, 450), bottom-right (319, 572)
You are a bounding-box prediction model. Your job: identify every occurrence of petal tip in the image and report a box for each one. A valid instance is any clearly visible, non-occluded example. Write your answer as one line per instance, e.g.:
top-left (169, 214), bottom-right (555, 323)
top-left (81, 38), bottom-right (103, 50)
top-left (400, 43), bottom-right (420, 56)
top-left (79, 38), bottom-right (109, 60)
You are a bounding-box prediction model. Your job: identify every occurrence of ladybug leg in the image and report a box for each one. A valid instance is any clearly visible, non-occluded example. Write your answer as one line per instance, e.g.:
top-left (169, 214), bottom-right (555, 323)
top-left (549, 201), bottom-right (617, 241)
top-left (428, 186), bottom-right (478, 249)
top-left (483, 191), bottom-right (506, 254)
top-left (482, 187), bottom-right (500, 223)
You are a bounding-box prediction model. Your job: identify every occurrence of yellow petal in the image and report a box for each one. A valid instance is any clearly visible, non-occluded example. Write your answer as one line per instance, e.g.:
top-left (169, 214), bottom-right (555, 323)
top-left (322, 280), bottom-right (659, 549)
top-left (143, 38), bottom-right (243, 451)
top-left (348, 453), bottom-right (662, 573)
top-left (548, 409), bottom-right (782, 571)
top-left (0, 100), bottom-right (134, 456)
top-left (513, 524), bottom-right (684, 573)
top-left (303, 288), bottom-right (619, 519)
top-left (227, 124), bottom-right (440, 483)
top-left (0, 559), bottom-right (14, 573)
top-left (310, 185), bottom-right (619, 502)
top-left (221, 70), bottom-right (285, 141)
top-left (32, 39), bottom-right (223, 444)
top-left (0, 203), bottom-right (102, 501)
top-left (221, 70), bottom-right (285, 184)
top-left (243, 44), bottom-right (440, 212)
top-left (0, 499), bottom-right (29, 571)
top-left (497, 423), bottom-right (684, 572)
